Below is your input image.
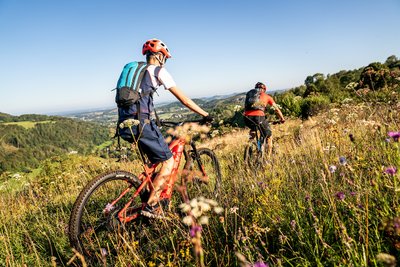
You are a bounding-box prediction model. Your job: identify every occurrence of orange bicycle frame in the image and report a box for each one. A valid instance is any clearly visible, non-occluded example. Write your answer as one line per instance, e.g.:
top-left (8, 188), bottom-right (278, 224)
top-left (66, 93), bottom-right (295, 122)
top-left (114, 136), bottom-right (187, 224)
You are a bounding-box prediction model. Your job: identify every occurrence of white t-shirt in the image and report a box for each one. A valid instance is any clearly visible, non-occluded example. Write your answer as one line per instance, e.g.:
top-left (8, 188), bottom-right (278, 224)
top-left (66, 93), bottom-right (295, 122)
top-left (142, 65), bottom-right (176, 91)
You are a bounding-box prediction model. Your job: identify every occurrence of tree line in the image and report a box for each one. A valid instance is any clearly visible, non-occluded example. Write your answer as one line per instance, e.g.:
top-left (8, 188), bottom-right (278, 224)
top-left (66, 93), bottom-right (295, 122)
top-left (0, 116), bottom-right (109, 174)
top-left (212, 55), bottom-right (400, 128)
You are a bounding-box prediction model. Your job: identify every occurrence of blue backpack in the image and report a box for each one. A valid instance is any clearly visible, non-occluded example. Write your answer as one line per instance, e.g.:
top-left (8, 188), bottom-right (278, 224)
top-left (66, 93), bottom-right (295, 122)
top-left (115, 61), bottom-right (150, 108)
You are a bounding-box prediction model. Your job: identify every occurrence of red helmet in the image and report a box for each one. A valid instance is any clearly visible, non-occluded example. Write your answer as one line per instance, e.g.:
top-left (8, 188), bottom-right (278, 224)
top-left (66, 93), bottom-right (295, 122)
top-left (255, 82), bottom-right (267, 90)
top-left (142, 39), bottom-right (172, 58)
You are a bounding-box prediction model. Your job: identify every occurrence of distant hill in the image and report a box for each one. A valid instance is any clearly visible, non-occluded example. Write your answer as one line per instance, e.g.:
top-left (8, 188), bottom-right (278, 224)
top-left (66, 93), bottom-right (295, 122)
top-left (0, 113), bottom-right (109, 174)
top-left (61, 91), bottom-right (286, 124)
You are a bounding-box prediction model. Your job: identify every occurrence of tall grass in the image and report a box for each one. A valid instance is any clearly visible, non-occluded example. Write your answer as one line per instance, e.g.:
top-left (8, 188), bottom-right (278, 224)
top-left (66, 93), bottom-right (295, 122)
top-left (0, 103), bottom-right (399, 266)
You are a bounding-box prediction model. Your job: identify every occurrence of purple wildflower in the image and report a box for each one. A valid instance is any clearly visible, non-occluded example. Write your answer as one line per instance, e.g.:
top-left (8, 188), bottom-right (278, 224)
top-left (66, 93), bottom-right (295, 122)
top-left (335, 192), bottom-right (345, 200)
top-left (388, 131), bottom-right (400, 142)
top-left (189, 225), bottom-right (202, 237)
top-left (350, 192), bottom-right (356, 196)
top-left (253, 262), bottom-right (269, 267)
top-left (384, 166), bottom-right (397, 175)
top-left (339, 156), bottom-right (347, 165)
top-left (385, 138), bottom-right (391, 143)
top-left (305, 195), bottom-right (310, 201)
top-left (101, 248), bottom-right (108, 257)
top-left (329, 165), bottom-right (337, 173)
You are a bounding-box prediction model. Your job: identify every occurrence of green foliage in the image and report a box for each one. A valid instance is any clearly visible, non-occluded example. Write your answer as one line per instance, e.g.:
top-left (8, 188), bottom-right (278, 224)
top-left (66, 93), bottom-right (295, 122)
top-left (0, 115), bottom-right (109, 173)
top-left (359, 62), bottom-right (391, 91)
top-left (275, 92), bottom-right (302, 117)
top-left (300, 94), bottom-right (331, 119)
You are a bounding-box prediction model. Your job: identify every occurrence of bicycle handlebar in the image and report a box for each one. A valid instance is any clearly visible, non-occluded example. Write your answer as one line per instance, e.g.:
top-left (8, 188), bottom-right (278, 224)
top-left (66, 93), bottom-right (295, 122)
top-left (268, 120), bottom-right (283, 125)
top-left (160, 118), bottom-right (206, 127)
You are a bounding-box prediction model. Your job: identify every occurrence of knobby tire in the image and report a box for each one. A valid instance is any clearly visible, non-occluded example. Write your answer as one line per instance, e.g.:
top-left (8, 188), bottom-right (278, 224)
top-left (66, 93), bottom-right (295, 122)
top-left (68, 170), bottom-right (142, 261)
top-left (185, 148), bottom-right (222, 200)
top-left (244, 141), bottom-right (267, 169)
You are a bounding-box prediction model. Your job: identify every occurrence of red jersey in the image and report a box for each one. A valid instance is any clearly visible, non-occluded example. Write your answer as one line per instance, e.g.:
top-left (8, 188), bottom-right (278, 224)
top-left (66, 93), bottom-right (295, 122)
top-left (244, 91), bottom-right (275, 116)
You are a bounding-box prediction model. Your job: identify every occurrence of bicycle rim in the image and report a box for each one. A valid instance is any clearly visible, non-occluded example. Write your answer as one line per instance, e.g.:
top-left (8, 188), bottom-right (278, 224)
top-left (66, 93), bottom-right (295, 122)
top-left (244, 142), bottom-right (264, 169)
top-left (185, 148), bottom-right (222, 200)
top-left (69, 171), bottom-right (142, 260)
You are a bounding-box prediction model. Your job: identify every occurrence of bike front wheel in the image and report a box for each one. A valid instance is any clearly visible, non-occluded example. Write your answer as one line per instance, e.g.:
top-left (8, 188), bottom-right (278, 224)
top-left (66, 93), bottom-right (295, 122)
top-left (68, 170), bottom-right (143, 260)
top-left (184, 148), bottom-right (222, 200)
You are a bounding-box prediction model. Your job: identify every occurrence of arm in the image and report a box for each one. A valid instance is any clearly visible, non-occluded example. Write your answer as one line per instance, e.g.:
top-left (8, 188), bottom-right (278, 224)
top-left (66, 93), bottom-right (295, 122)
top-left (272, 103), bottom-right (285, 123)
top-left (264, 93), bottom-right (285, 123)
top-left (168, 86), bottom-right (209, 117)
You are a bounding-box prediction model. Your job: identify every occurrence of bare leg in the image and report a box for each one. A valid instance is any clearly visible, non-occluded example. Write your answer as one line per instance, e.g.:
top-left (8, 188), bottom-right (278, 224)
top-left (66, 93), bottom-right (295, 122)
top-left (266, 136), bottom-right (273, 160)
top-left (147, 156), bottom-right (174, 206)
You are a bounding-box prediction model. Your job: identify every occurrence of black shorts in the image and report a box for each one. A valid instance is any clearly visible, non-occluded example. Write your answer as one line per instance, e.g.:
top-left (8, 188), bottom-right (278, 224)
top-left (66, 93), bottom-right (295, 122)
top-left (244, 116), bottom-right (272, 138)
top-left (118, 119), bottom-right (173, 164)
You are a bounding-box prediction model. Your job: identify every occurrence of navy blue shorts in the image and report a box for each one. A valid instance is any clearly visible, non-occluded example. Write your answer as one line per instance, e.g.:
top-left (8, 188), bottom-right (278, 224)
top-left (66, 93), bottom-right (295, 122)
top-left (118, 120), bottom-right (173, 164)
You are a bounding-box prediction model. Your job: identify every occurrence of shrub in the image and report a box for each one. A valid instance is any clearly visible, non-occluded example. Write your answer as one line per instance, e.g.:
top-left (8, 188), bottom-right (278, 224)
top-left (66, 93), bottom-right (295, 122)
top-left (300, 94), bottom-right (330, 119)
top-left (276, 92), bottom-right (302, 117)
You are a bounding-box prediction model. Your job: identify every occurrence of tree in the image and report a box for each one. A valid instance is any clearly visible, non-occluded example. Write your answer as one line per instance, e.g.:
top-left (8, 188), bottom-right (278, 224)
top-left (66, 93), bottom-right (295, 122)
top-left (359, 63), bottom-right (390, 90)
top-left (385, 55), bottom-right (400, 69)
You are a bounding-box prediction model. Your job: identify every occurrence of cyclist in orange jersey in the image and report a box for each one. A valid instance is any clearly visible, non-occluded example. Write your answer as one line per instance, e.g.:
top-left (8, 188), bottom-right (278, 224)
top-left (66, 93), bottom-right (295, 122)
top-left (243, 82), bottom-right (285, 160)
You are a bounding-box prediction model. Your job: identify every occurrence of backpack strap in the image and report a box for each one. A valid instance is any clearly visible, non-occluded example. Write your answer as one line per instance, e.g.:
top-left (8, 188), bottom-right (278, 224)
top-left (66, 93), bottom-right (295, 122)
top-left (130, 62), bottom-right (149, 93)
top-left (152, 66), bottom-right (162, 127)
top-left (135, 65), bottom-right (162, 131)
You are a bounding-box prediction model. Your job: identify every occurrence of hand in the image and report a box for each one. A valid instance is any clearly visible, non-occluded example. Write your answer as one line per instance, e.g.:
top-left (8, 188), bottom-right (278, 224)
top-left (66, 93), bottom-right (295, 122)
top-left (201, 115), bottom-right (214, 124)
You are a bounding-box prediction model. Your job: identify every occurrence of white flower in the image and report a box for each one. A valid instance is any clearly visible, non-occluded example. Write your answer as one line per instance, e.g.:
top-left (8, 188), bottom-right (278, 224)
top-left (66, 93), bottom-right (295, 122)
top-left (199, 202), bottom-right (211, 212)
top-left (190, 198), bottom-right (199, 208)
top-left (198, 216), bottom-right (209, 225)
top-left (183, 216), bottom-right (194, 226)
top-left (205, 199), bottom-right (218, 206)
top-left (230, 206), bottom-right (239, 214)
top-left (191, 207), bottom-right (202, 218)
top-left (214, 207), bottom-right (224, 214)
top-left (179, 203), bottom-right (191, 213)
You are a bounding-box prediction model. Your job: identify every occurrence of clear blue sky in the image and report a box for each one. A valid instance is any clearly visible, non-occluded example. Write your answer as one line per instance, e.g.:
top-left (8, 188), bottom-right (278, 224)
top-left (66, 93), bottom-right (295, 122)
top-left (1, 0), bottom-right (399, 115)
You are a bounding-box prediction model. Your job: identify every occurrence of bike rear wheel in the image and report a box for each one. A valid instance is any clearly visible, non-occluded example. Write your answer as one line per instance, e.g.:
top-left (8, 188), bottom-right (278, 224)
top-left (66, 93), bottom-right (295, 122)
top-left (68, 170), bottom-right (143, 260)
top-left (244, 141), bottom-right (267, 169)
top-left (184, 148), bottom-right (222, 200)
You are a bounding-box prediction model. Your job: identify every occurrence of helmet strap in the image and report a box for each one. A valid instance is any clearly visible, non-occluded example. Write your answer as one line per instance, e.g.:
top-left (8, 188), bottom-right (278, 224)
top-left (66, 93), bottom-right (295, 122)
top-left (155, 54), bottom-right (166, 66)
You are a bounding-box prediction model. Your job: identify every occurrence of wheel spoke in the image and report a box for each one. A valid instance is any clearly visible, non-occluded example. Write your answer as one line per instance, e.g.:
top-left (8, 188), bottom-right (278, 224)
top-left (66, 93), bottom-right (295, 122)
top-left (186, 148), bottom-right (221, 200)
top-left (69, 171), bottom-right (142, 261)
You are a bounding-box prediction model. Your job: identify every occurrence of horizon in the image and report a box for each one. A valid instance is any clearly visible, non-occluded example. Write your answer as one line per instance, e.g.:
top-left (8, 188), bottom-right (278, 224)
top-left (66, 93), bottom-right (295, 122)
top-left (2, 88), bottom-right (288, 116)
top-left (1, 0), bottom-right (399, 115)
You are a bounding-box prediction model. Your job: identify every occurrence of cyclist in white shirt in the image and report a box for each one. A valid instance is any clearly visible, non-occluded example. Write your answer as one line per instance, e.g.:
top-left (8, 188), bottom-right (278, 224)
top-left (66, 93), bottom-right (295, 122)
top-left (118, 39), bottom-right (212, 217)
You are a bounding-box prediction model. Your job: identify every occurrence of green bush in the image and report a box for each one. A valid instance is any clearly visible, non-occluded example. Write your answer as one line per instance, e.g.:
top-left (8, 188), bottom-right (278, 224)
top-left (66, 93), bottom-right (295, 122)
top-left (276, 92), bottom-right (302, 117)
top-left (300, 94), bottom-right (331, 119)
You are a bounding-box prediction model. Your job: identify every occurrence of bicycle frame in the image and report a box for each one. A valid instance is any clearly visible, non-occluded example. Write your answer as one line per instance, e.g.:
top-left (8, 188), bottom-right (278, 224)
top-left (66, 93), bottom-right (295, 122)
top-left (106, 131), bottom-right (207, 224)
top-left (249, 127), bottom-right (265, 153)
top-left (248, 120), bottom-right (280, 152)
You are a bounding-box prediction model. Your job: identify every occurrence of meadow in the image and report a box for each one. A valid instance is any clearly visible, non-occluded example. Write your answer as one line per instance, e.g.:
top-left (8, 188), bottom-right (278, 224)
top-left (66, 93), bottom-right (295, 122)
top-left (1, 120), bottom-right (55, 129)
top-left (0, 102), bottom-right (399, 266)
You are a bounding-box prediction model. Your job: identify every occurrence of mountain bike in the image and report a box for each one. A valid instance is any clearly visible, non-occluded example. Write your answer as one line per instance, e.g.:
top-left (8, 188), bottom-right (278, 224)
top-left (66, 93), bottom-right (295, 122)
top-left (68, 119), bottom-right (222, 259)
top-left (243, 120), bottom-right (281, 168)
